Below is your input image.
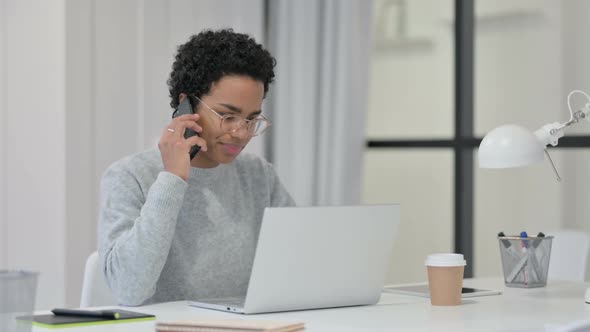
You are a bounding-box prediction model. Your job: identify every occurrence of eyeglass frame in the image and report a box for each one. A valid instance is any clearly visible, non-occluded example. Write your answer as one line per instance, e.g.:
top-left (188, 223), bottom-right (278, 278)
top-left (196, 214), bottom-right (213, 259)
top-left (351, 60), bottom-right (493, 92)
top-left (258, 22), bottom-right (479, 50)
top-left (188, 94), bottom-right (271, 137)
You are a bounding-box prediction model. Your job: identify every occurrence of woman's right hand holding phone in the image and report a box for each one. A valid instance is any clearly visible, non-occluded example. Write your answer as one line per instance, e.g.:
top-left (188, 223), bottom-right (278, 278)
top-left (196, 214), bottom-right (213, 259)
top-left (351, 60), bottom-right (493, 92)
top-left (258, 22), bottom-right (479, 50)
top-left (158, 114), bottom-right (207, 181)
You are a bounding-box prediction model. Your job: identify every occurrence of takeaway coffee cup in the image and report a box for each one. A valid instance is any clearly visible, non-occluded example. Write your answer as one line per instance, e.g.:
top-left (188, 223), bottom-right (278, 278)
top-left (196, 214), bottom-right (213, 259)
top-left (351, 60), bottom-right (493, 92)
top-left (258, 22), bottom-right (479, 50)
top-left (425, 253), bottom-right (466, 306)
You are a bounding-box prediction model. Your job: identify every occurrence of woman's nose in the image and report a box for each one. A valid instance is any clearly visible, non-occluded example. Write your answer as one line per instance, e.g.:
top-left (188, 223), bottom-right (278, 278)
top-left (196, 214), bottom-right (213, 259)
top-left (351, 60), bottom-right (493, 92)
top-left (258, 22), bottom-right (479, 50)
top-left (230, 125), bottom-right (250, 139)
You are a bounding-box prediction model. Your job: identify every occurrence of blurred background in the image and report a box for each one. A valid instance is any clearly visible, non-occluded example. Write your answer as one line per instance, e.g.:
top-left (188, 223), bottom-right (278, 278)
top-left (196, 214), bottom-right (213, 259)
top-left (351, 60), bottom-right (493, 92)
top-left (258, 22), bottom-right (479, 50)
top-left (1, 0), bottom-right (590, 309)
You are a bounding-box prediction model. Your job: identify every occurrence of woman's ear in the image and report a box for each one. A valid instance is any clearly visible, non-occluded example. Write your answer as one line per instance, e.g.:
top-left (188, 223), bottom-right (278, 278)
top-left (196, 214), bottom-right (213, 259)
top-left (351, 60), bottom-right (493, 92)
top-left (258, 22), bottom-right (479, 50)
top-left (178, 93), bottom-right (188, 103)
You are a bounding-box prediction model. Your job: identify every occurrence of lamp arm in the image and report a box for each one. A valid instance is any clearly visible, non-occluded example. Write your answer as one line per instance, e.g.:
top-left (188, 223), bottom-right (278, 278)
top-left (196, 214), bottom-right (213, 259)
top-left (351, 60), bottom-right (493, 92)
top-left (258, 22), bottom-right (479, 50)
top-left (534, 122), bottom-right (563, 147)
top-left (533, 95), bottom-right (590, 147)
top-left (532, 123), bottom-right (564, 182)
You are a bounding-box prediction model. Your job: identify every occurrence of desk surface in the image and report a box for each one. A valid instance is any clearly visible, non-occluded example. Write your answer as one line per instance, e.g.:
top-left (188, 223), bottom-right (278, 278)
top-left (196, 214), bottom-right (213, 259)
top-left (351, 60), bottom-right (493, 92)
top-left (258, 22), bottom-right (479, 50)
top-left (33, 278), bottom-right (590, 332)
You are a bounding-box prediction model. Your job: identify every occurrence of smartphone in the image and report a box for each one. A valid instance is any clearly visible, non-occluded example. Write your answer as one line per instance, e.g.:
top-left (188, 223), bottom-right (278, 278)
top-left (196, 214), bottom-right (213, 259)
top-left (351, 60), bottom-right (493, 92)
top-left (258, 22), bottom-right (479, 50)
top-left (172, 96), bottom-right (201, 160)
top-left (383, 284), bottom-right (502, 298)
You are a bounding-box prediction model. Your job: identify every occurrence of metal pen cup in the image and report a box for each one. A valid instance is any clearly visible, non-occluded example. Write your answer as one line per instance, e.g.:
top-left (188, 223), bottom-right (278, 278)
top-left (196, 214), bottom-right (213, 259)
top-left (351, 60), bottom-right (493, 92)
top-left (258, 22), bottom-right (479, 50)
top-left (498, 235), bottom-right (553, 288)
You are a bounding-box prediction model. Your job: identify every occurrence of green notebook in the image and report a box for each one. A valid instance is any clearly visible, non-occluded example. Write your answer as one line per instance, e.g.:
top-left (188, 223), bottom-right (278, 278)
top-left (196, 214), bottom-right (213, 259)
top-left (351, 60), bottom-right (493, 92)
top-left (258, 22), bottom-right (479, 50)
top-left (18, 309), bottom-right (155, 329)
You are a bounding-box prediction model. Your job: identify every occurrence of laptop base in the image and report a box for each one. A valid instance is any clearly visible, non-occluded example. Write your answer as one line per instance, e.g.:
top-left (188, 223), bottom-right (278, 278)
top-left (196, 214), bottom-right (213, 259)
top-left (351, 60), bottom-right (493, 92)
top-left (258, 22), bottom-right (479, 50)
top-left (189, 298), bottom-right (246, 314)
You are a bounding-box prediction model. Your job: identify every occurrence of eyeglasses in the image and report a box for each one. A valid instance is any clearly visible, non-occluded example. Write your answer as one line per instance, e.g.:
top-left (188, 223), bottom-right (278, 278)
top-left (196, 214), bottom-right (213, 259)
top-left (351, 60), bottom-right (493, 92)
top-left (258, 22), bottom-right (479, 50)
top-left (190, 95), bottom-right (271, 137)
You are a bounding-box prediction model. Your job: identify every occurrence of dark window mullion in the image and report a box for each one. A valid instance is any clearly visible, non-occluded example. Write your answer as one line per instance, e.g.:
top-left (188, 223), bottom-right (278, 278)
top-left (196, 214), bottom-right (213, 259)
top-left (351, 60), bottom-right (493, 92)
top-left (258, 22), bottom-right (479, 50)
top-left (454, 0), bottom-right (475, 278)
top-left (366, 138), bottom-right (483, 148)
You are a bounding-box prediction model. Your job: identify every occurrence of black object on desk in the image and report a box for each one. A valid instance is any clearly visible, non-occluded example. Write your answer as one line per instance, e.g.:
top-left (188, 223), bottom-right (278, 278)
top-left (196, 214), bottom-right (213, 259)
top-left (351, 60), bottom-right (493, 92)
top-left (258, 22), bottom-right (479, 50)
top-left (17, 309), bottom-right (155, 328)
top-left (51, 308), bottom-right (120, 319)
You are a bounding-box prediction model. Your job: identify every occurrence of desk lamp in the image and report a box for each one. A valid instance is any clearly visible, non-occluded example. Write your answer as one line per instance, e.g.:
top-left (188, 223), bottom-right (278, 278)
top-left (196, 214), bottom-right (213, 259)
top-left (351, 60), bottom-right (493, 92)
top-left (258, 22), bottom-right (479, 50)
top-left (478, 90), bottom-right (590, 304)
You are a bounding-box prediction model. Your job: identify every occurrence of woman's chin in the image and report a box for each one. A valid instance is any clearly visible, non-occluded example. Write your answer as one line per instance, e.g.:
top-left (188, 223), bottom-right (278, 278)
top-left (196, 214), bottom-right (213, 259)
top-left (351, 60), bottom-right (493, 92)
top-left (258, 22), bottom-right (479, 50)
top-left (214, 153), bottom-right (239, 164)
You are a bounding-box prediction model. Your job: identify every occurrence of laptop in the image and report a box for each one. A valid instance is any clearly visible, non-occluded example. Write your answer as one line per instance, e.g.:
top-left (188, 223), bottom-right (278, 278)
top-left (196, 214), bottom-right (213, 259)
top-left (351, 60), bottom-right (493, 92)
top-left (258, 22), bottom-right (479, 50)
top-left (189, 205), bottom-right (400, 314)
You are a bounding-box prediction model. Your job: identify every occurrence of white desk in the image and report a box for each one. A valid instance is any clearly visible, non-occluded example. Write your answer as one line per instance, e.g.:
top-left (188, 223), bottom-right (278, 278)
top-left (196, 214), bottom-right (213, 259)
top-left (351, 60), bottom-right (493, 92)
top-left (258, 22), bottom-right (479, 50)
top-left (33, 278), bottom-right (590, 332)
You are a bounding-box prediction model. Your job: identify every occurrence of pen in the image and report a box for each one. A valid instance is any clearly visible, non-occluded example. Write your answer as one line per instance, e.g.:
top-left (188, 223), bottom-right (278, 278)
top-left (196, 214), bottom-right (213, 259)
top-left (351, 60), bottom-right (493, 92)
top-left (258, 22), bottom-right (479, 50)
top-left (532, 232), bottom-right (545, 248)
top-left (520, 231), bottom-right (529, 284)
top-left (507, 254), bottom-right (528, 283)
top-left (528, 232), bottom-right (545, 282)
top-left (498, 232), bottom-right (521, 260)
top-left (520, 231), bottom-right (529, 248)
top-left (51, 308), bottom-right (120, 320)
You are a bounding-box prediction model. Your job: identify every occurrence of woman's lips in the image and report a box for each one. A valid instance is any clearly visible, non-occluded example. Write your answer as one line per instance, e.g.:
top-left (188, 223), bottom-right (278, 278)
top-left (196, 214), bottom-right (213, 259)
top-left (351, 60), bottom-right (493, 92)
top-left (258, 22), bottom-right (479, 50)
top-left (220, 143), bottom-right (243, 155)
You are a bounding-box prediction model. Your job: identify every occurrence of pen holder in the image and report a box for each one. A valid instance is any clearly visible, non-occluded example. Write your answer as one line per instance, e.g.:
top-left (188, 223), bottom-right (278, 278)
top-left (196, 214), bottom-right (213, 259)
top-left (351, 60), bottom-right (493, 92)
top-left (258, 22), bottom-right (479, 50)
top-left (498, 235), bottom-right (553, 288)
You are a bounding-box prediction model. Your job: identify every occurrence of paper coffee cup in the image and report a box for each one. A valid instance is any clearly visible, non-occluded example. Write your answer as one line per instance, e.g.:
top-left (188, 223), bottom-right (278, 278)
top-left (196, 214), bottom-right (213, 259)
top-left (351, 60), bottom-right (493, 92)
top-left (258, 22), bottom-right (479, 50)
top-left (425, 253), bottom-right (466, 306)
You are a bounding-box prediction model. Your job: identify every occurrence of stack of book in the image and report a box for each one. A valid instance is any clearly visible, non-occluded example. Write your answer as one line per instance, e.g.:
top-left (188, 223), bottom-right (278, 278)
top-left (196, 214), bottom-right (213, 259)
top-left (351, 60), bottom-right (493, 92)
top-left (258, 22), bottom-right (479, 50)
top-left (156, 319), bottom-right (305, 332)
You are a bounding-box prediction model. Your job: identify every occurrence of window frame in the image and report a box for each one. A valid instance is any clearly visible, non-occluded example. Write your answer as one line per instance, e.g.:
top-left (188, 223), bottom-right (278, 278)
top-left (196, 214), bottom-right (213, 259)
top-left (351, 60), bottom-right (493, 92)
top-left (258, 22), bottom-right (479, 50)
top-left (365, 0), bottom-right (590, 277)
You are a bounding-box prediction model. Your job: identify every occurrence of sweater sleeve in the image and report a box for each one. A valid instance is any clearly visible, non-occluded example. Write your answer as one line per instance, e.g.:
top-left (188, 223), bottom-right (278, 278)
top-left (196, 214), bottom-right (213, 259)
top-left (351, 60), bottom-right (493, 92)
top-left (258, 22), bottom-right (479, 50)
top-left (97, 164), bottom-right (188, 306)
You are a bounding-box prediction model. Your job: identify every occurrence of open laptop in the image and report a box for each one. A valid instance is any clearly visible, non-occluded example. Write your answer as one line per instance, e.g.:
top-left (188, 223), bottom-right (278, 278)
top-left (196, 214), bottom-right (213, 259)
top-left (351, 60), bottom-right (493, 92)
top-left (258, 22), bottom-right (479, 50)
top-left (189, 205), bottom-right (400, 314)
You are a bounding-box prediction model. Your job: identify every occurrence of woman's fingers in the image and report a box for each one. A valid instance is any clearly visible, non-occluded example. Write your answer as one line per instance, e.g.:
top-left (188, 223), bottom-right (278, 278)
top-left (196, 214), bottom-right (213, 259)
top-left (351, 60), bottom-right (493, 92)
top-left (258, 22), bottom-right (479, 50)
top-left (159, 113), bottom-right (204, 182)
top-left (174, 119), bottom-right (203, 134)
top-left (173, 113), bottom-right (200, 122)
top-left (164, 116), bottom-right (202, 137)
top-left (185, 135), bottom-right (208, 152)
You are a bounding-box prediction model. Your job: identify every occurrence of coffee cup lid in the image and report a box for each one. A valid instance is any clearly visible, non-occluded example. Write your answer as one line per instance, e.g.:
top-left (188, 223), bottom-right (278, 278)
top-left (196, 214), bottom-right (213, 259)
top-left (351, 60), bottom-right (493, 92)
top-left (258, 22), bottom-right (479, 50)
top-left (425, 253), bottom-right (466, 267)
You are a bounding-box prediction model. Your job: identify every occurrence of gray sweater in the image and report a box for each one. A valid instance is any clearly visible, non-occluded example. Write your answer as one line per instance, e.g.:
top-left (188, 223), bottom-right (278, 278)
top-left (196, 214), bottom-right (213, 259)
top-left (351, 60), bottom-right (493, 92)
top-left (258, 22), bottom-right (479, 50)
top-left (98, 149), bottom-right (295, 306)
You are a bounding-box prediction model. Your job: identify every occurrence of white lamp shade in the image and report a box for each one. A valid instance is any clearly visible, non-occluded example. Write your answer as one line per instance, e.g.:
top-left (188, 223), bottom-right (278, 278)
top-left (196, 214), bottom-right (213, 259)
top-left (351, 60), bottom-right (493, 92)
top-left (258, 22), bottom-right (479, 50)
top-left (478, 124), bottom-right (545, 168)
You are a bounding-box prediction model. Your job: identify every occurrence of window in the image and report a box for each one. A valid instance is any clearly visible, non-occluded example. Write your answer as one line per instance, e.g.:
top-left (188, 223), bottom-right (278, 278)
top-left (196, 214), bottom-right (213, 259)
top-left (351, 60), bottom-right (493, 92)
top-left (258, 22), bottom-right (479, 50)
top-left (364, 0), bottom-right (590, 282)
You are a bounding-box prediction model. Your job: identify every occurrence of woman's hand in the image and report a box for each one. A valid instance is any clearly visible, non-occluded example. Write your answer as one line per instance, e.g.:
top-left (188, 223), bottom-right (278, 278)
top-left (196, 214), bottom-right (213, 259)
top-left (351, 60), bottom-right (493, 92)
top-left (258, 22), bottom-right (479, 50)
top-left (158, 114), bottom-right (208, 181)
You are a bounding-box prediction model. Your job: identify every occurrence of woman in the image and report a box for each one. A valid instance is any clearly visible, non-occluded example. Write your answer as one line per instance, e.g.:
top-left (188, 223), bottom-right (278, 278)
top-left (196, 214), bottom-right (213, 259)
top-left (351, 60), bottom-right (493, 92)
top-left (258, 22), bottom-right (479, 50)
top-left (98, 29), bottom-right (294, 306)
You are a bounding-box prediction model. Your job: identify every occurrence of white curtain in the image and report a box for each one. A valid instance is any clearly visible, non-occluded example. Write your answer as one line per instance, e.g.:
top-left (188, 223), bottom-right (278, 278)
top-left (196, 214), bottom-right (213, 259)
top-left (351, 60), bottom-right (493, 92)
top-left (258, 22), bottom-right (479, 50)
top-left (268, 0), bottom-right (373, 206)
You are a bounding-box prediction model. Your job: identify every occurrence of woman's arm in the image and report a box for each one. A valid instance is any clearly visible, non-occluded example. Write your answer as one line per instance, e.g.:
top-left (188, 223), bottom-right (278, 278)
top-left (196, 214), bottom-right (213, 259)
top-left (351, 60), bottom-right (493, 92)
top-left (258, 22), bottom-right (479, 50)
top-left (98, 165), bottom-right (187, 306)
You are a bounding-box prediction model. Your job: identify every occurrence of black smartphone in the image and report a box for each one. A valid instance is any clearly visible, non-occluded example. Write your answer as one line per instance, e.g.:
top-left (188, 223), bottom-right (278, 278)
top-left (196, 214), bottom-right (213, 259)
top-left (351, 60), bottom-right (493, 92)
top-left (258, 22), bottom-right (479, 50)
top-left (172, 96), bottom-right (201, 160)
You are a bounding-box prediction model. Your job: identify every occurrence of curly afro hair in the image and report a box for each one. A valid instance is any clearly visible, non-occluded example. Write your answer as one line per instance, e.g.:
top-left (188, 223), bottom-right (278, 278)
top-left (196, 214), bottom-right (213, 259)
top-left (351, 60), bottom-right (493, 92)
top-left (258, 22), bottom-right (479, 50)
top-left (167, 29), bottom-right (276, 109)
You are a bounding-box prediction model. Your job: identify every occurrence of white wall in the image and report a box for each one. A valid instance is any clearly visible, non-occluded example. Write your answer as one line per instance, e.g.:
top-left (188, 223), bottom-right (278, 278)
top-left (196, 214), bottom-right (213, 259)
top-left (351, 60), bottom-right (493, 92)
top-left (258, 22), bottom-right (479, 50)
top-left (0, 0), bottom-right (5, 269)
top-left (1, 0), bottom-right (67, 309)
top-left (562, 0), bottom-right (590, 232)
top-left (2, 0), bottom-right (265, 309)
top-left (65, 0), bottom-right (94, 311)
